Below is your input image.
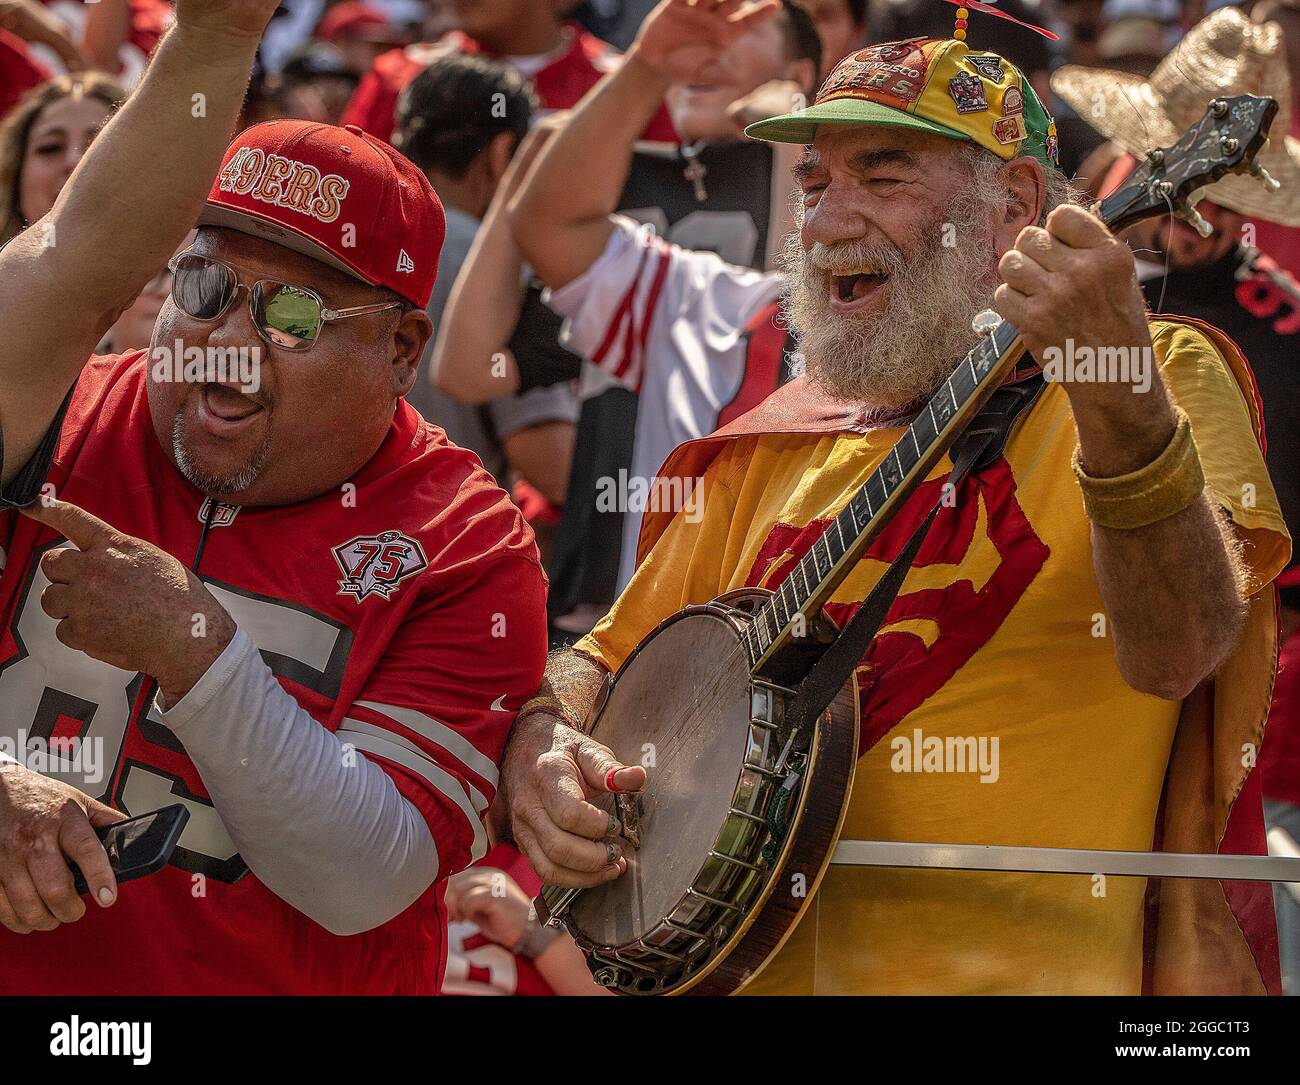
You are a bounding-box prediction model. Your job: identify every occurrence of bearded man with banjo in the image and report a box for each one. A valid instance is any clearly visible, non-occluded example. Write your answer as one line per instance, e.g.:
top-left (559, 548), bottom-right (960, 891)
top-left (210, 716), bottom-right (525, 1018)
top-left (501, 0), bottom-right (1295, 995)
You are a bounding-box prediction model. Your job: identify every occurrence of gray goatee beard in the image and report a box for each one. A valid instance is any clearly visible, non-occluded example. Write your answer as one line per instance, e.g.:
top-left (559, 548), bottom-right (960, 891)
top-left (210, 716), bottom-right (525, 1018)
top-left (171, 412), bottom-right (271, 498)
top-left (780, 207), bottom-right (1002, 412)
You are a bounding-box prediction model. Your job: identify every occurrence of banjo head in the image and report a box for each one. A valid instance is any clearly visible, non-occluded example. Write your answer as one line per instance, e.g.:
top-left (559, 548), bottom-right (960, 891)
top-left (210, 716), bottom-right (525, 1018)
top-left (567, 607), bottom-right (771, 961)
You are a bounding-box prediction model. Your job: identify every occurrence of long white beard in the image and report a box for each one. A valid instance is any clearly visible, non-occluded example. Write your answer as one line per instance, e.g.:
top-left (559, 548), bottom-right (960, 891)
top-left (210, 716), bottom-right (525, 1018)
top-left (780, 207), bottom-right (1002, 412)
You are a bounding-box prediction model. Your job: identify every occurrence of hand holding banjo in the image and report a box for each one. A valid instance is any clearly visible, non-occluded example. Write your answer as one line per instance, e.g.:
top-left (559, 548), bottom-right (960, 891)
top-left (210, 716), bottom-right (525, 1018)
top-left (503, 706), bottom-right (643, 888)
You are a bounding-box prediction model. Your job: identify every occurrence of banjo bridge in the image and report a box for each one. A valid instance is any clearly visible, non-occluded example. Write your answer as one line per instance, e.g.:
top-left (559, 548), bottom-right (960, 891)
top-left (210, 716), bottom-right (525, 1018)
top-left (614, 791), bottom-right (643, 851)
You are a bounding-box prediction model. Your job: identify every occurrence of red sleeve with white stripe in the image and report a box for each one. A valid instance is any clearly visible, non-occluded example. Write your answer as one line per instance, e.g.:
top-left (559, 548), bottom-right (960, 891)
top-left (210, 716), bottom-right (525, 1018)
top-left (159, 553), bottom-right (546, 933)
top-left (337, 552), bottom-right (549, 874)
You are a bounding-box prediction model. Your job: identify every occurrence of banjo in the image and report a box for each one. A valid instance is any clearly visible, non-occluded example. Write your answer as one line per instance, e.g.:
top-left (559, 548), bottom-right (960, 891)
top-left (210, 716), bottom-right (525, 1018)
top-left (538, 95), bottom-right (1295, 996)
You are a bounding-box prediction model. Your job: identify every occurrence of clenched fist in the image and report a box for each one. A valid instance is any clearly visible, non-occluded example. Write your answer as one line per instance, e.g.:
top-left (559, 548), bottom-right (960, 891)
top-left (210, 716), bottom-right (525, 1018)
top-left (994, 204), bottom-right (1154, 384)
top-left (22, 500), bottom-right (236, 707)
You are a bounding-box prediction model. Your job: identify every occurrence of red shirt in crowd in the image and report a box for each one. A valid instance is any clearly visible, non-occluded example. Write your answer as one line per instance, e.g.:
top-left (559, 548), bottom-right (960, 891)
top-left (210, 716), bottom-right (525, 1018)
top-left (1263, 577), bottom-right (1300, 808)
top-left (0, 28), bottom-right (51, 121)
top-left (341, 23), bottom-right (677, 145)
top-left (442, 843), bottom-right (555, 996)
top-left (122, 0), bottom-right (173, 55)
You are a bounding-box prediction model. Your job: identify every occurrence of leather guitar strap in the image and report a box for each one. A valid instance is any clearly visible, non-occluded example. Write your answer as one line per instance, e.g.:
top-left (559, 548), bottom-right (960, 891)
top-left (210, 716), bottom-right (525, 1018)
top-left (786, 372), bottom-right (1046, 732)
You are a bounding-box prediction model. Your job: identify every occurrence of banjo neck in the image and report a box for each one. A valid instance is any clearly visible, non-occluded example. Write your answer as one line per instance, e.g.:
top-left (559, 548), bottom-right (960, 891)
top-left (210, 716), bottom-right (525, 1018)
top-left (745, 319), bottom-right (1026, 674)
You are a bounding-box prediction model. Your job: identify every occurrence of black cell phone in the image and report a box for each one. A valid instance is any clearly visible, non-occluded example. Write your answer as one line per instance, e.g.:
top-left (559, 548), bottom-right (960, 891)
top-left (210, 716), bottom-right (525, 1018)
top-left (70, 804), bottom-right (190, 896)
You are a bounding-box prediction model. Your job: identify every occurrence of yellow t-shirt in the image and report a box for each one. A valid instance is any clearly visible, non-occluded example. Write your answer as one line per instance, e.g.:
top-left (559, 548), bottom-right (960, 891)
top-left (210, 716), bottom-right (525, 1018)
top-left (575, 321), bottom-right (1291, 995)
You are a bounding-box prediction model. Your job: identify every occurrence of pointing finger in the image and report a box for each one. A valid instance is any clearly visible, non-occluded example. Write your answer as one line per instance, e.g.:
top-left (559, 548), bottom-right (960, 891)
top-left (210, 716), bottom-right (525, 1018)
top-left (21, 500), bottom-right (115, 551)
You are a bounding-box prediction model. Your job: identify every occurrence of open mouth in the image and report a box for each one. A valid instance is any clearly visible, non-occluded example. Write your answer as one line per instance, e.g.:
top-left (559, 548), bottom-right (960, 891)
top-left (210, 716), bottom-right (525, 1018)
top-left (197, 383), bottom-right (265, 437)
top-left (830, 272), bottom-right (889, 310)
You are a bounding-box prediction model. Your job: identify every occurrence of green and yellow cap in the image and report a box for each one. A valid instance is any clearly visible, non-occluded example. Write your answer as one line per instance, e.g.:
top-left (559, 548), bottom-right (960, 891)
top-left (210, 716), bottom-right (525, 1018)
top-left (745, 37), bottom-right (1059, 170)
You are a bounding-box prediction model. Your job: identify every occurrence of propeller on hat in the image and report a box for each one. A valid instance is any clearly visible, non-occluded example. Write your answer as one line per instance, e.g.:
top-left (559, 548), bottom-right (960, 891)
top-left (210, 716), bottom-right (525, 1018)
top-left (942, 0), bottom-right (1060, 41)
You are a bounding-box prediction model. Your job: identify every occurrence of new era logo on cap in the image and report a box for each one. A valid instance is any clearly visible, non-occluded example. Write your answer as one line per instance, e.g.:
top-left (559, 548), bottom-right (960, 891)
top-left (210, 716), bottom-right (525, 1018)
top-left (200, 121), bottom-right (445, 308)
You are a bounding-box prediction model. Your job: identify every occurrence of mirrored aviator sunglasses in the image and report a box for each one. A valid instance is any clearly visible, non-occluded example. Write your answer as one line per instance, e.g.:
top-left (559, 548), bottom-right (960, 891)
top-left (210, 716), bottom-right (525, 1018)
top-left (167, 251), bottom-right (403, 351)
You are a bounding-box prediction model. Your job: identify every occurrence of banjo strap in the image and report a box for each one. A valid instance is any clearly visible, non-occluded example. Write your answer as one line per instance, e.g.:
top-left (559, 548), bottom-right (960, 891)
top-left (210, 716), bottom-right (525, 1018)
top-left (787, 372), bottom-right (1047, 732)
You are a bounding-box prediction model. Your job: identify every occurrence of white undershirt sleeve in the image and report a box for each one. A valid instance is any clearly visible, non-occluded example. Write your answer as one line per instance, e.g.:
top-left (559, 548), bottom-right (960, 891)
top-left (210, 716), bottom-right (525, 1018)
top-left (158, 627), bottom-right (439, 937)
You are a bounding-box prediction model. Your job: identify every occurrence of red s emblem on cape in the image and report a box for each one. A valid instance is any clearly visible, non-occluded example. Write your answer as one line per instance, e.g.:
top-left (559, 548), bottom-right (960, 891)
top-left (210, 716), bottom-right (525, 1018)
top-left (746, 460), bottom-right (1049, 754)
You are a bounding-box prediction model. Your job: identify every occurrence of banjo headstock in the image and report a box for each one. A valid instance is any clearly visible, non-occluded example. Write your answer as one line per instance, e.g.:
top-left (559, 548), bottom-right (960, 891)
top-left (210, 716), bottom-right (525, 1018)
top-left (1097, 94), bottom-right (1280, 236)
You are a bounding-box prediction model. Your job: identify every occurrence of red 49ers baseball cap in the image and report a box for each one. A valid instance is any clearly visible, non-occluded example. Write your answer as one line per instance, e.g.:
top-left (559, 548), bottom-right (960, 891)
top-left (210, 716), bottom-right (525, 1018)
top-left (199, 120), bottom-right (443, 308)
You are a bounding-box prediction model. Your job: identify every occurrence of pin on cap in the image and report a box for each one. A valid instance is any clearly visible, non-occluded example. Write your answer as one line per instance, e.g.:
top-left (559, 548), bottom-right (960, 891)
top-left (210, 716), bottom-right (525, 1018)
top-left (747, 36), bottom-right (1061, 170)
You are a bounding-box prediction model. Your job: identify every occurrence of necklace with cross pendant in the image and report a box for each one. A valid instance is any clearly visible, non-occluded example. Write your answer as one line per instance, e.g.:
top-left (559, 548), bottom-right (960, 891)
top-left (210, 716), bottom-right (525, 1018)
top-left (681, 144), bottom-right (708, 202)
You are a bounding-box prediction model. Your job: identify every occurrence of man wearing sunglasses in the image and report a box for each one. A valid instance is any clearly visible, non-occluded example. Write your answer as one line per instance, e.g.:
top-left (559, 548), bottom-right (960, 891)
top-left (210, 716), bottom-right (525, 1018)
top-left (0, 0), bottom-right (548, 994)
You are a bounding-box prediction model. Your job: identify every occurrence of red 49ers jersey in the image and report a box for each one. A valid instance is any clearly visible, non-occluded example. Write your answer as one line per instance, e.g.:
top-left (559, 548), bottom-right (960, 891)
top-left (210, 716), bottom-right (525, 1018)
top-left (0, 353), bottom-right (549, 994)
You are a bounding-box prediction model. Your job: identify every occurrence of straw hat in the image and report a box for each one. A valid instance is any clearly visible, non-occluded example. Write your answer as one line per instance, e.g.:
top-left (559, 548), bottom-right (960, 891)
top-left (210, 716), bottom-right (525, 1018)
top-left (1051, 7), bottom-right (1300, 225)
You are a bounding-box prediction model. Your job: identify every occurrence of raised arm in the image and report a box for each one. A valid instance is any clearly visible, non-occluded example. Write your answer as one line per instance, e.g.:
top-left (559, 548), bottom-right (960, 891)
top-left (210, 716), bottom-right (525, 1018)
top-left (79, 0), bottom-right (134, 73)
top-left (508, 0), bottom-right (780, 290)
top-left (0, 0), bottom-right (280, 489)
top-left (998, 206), bottom-right (1249, 700)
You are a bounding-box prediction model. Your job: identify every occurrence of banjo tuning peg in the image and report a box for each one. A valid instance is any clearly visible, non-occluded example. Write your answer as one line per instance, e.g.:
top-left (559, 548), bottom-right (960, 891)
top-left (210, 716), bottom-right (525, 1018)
top-left (1250, 162), bottom-right (1282, 192)
top-left (1175, 204), bottom-right (1214, 238)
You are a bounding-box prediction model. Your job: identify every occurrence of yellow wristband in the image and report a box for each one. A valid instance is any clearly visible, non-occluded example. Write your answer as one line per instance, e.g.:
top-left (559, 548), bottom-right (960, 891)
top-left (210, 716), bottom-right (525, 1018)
top-left (1072, 407), bottom-right (1205, 530)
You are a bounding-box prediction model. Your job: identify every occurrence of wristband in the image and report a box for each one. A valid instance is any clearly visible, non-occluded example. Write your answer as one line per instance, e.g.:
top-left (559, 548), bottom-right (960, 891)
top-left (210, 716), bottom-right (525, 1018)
top-left (519, 694), bottom-right (585, 732)
top-left (1072, 407), bottom-right (1205, 530)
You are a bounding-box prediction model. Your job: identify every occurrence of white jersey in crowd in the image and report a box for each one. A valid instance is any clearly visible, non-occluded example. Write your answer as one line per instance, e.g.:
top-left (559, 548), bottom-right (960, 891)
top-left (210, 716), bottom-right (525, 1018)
top-left (545, 214), bottom-right (786, 589)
